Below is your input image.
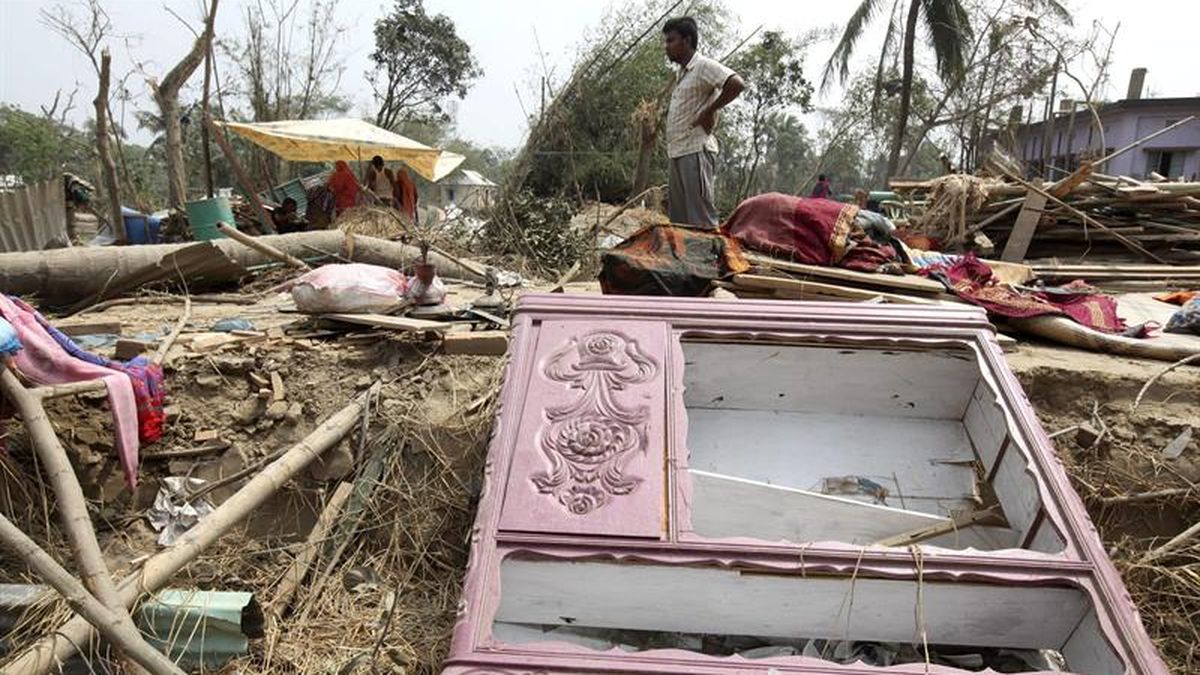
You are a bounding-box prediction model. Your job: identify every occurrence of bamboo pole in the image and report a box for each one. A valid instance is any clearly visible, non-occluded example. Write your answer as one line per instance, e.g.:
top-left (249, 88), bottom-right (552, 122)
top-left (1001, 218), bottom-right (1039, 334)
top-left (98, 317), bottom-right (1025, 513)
top-left (269, 481), bottom-right (354, 614)
top-left (30, 379), bottom-right (108, 400)
top-left (203, 115), bottom-right (275, 233)
top-left (216, 222), bottom-right (310, 269)
top-left (2, 384), bottom-right (378, 675)
top-left (0, 368), bottom-right (152, 675)
top-left (0, 514), bottom-right (185, 675)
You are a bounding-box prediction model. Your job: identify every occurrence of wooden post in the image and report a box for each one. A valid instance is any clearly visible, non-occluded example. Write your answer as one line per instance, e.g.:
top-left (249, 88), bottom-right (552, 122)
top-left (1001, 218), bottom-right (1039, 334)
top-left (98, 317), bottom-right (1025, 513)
top-left (204, 115), bottom-right (276, 233)
top-left (216, 222), bottom-right (311, 269)
top-left (201, 43), bottom-right (215, 199)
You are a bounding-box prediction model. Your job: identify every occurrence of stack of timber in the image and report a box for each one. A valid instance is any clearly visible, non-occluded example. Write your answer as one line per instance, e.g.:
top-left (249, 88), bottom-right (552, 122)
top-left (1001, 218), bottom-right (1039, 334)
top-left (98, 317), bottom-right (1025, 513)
top-left (891, 116), bottom-right (1200, 264)
top-left (891, 172), bottom-right (1200, 264)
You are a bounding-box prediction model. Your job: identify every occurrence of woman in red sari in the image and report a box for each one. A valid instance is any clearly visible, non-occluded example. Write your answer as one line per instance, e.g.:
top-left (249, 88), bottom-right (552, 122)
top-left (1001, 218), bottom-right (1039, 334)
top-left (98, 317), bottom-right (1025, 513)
top-left (328, 160), bottom-right (360, 215)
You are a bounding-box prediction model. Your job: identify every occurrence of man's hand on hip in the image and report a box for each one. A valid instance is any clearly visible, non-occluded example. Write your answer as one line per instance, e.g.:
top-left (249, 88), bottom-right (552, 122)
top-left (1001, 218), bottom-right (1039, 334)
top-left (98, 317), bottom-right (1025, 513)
top-left (693, 107), bottom-right (718, 134)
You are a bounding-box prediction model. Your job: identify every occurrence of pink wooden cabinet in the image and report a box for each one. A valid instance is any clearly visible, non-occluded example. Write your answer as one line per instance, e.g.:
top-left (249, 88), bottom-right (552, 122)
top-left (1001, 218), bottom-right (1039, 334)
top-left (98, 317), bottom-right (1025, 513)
top-left (442, 294), bottom-right (1168, 675)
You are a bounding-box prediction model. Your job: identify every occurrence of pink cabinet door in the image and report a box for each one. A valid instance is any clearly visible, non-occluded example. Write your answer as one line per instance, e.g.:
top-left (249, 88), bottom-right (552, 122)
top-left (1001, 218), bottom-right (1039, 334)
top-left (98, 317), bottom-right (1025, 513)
top-left (498, 320), bottom-right (668, 538)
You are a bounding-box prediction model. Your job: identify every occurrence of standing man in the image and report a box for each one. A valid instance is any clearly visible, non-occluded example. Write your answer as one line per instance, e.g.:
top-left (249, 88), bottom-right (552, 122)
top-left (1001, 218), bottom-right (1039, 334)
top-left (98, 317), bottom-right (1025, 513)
top-left (663, 16), bottom-right (745, 228)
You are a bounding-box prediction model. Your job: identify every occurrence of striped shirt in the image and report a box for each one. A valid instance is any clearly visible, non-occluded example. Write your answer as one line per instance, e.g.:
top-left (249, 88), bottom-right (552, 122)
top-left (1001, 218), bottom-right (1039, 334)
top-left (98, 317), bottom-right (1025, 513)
top-left (666, 52), bottom-right (736, 159)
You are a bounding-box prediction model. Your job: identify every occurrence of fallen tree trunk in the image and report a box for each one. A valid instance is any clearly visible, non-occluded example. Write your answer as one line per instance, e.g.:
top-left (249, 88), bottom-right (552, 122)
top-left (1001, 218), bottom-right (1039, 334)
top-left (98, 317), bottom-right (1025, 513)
top-left (1, 384), bottom-right (378, 675)
top-left (0, 231), bottom-right (486, 306)
top-left (0, 514), bottom-right (185, 675)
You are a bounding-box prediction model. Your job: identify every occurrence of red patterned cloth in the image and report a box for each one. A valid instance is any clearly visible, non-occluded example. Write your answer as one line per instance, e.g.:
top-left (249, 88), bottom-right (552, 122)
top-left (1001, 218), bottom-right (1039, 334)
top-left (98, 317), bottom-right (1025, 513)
top-left (921, 255), bottom-right (1126, 333)
top-left (721, 193), bottom-right (898, 272)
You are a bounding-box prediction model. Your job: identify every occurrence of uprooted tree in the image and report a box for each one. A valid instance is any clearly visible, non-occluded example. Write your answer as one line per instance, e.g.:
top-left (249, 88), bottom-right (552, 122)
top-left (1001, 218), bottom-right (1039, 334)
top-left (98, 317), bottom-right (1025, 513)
top-left (151, 0), bottom-right (219, 211)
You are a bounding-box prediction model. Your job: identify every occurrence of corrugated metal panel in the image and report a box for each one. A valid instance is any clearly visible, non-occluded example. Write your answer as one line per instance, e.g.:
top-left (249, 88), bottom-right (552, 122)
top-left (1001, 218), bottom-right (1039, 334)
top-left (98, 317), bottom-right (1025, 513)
top-left (137, 589), bottom-right (262, 670)
top-left (0, 179), bottom-right (68, 253)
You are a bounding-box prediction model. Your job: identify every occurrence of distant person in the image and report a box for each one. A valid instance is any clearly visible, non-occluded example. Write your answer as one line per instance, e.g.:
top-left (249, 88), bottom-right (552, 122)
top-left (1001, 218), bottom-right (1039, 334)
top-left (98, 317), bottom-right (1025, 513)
top-left (271, 197), bottom-right (305, 234)
top-left (328, 161), bottom-right (359, 215)
top-left (663, 16), bottom-right (744, 228)
top-left (393, 166), bottom-right (419, 223)
top-left (364, 155), bottom-right (395, 206)
top-left (811, 174), bottom-right (833, 199)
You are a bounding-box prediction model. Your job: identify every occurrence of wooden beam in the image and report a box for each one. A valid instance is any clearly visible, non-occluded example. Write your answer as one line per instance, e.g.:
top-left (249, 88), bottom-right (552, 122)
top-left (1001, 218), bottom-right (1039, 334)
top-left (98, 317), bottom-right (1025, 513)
top-left (204, 115), bottom-right (275, 234)
top-left (732, 274), bottom-right (937, 305)
top-left (1000, 192), bottom-right (1049, 262)
top-left (744, 253), bottom-right (945, 295)
top-left (999, 168), bottom-right (1167, 264)
top-left (873, 506), bottom-right (1003, 547)
top-left (322, 312), bottom-right (450, 333)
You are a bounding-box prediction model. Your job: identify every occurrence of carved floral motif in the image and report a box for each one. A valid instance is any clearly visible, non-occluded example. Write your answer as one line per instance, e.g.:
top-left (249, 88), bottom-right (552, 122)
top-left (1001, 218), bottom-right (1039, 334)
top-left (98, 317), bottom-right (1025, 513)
top-left (531, 330), bottom-right (656, 514)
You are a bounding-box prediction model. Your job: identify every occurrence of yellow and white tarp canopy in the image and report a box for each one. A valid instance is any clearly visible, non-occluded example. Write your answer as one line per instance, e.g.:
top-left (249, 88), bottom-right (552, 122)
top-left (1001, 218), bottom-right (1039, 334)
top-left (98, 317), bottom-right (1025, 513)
top-left (214, 118), bottom-right (465, 182)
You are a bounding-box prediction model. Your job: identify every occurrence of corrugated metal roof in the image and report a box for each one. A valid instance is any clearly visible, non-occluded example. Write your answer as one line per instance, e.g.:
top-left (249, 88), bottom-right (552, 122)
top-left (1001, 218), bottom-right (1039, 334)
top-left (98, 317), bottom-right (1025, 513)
top-left (443, 169), bottom-right (498, 187)
top-left (0, 178), bottom-right (68, 253)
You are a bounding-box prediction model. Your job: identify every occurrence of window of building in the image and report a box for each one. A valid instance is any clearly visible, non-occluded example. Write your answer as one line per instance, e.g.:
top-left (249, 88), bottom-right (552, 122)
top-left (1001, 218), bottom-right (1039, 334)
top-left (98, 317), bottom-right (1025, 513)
top-left (1146, 150), bottom-right (1184, 178)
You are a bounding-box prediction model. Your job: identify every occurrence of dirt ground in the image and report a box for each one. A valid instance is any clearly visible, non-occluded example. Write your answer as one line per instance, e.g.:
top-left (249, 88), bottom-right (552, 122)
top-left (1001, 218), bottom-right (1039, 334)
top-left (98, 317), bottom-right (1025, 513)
top-left (1, 292), bottom-right (1198, 673)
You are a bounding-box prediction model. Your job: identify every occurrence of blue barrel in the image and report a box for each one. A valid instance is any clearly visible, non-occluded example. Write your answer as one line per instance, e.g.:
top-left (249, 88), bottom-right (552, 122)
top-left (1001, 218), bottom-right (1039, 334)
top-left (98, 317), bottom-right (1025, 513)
top-left (122, 207), bottom-right (154, 244)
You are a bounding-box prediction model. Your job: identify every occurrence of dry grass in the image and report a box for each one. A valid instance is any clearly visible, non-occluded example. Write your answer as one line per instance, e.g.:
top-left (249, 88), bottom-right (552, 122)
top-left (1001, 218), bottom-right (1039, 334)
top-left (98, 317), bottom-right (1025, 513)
top-left (1049, 402), bottom-right (1200, 673)
top-left (0, 350), bottom-right (503, 675)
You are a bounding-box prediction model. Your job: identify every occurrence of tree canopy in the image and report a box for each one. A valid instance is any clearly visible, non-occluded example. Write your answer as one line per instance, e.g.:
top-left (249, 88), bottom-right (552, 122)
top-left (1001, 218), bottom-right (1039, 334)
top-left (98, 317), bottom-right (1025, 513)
top-left (370, 0), bottom-right (483, 130)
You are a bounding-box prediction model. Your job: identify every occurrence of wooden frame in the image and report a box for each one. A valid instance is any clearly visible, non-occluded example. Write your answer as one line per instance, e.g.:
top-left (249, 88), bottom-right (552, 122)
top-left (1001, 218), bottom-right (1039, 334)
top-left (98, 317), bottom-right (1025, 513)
top-left (441, 294), bottom-right (1168, 674)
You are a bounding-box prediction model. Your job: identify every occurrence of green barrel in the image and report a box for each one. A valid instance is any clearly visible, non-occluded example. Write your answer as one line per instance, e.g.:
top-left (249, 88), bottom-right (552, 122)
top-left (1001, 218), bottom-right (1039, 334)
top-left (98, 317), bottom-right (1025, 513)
top-left (185, 196), bottom-right (236, 240)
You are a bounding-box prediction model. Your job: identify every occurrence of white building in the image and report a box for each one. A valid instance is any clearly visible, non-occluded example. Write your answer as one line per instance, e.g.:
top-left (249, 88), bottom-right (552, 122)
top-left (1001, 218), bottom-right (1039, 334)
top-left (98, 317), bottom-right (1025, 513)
top-left (438, 169), bottom-right (497, 211)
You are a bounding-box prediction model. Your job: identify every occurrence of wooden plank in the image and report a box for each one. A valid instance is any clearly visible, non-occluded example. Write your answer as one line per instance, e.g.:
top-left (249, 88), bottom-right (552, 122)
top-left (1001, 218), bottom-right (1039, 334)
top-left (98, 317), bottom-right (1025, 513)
top-left (1000, 192), bottom-right (1049, 262)
top-left (688, 470), bottom-right (948, 545)
top-left (731, 274), bottom-right (936, 305)
top-left (498, 320), bottom-right (668, 538)
top-left (497, 558), bottom-right (1091, 651)
top-left (744, 253), bottom-right (945, 294)
top-left (321, 312), bottom-right (450, 333)
top-left (57, 321), bottom-right (123, 337)
top-left (441, 330), bottom-right (510, 355)
top-left (873, 506), bottom-right (1002, 547)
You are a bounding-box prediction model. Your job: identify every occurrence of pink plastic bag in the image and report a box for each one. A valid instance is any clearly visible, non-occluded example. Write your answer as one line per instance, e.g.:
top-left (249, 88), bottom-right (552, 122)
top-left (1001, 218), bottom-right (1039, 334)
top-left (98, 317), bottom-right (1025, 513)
top-left (290, 263), bottom-right (409, 314)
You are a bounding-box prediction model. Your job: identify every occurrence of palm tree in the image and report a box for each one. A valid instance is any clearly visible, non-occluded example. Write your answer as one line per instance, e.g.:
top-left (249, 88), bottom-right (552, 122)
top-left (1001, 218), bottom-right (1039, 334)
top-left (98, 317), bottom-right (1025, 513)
top-left (823, 0), bottom-right (974, 179)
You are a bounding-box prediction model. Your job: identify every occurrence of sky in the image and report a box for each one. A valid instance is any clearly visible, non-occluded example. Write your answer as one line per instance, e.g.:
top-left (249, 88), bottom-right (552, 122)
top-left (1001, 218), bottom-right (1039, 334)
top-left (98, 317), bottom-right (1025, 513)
top-left (2, 0), bottom-right (1198, 150)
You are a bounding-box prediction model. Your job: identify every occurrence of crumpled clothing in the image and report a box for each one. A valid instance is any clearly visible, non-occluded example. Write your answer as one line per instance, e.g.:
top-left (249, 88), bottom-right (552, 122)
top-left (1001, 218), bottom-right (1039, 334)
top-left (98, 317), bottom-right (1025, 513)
top-left (722, 193), bottom-right (900, 273)
top-left (148, 477), bottom-right (215, 546)
top-left (1155, 290), bottom-right (1200, 307)
top-left (36, 316), bottom-right (166, 445)
top-left (0, 295), bottom-right (141, 487)
top-left (1166, 297), bottom-right (1200, 335)
top-left (920, 255), bottom-right (1127, 333)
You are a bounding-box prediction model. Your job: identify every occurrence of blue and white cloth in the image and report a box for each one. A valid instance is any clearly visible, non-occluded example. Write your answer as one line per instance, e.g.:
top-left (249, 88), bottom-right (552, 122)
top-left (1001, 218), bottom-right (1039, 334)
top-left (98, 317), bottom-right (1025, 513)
top-left (0, 317), bottom-right (20, 357)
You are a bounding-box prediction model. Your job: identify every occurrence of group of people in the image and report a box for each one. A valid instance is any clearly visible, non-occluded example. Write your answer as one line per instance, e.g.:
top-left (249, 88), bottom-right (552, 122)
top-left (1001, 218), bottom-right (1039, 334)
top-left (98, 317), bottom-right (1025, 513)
top-left (327, 155), bottom-right (419, 221)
